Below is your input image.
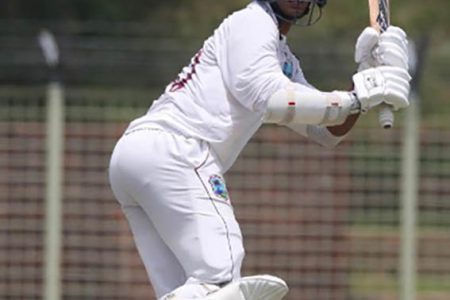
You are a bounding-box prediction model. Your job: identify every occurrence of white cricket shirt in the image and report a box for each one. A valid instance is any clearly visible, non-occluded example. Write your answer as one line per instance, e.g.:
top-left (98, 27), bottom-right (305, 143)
top-left (128, 1), bottom-right (317, 171)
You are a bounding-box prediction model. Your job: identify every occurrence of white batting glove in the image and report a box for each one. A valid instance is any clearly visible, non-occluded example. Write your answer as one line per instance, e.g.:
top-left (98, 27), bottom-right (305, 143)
top-left (355, 26), bottom-right (409, 71)
top-left (352, 66), bottom-right (411, 112)
top-left (355, 27), bottom-right (380, 71)
top-left (375, 26), bottom-right (409, 69)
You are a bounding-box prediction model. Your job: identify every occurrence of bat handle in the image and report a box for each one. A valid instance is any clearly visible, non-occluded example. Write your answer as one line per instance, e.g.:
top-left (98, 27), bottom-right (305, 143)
top-left (378, 103), bottom-right (394, 129)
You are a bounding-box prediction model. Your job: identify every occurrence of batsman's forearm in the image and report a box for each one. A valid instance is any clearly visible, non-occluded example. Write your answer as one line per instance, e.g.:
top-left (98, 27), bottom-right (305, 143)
top-left (327, 113), bottom-right (360, 137)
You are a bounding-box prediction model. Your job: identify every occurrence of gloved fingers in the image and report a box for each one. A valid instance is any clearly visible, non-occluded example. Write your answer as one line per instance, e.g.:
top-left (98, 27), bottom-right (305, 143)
top-left (383, 90), bottom-right (409, 110)
top-left (375, 44), bottom-right (409, 69)
top-left (379, 65), bottom-right (412, 81)
top-left (384, 26), bottom-right (407, 41)
top-left (355, 27), bottom-right (379, 63)
top-left (385, 79), bottom-right (410, 100)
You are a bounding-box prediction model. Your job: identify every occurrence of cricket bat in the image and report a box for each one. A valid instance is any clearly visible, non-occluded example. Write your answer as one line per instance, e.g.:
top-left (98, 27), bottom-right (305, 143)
top-left (368, 0), bottom-right (394, 129)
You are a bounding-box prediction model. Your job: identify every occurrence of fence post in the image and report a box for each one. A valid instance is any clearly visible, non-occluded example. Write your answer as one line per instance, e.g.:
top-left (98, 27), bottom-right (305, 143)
top-left (399, 89), bottom-right (419, 300)
top-left (39, 29), bottom-right (64, 300)
top-left (399, 37), bottom-right (428, 300)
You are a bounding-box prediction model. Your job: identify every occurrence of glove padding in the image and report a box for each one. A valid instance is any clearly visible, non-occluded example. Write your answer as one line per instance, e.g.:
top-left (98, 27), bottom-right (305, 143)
top-left (355, 26), bottom-right (409, 71)
top-left (376, 26), bottom-right (409, 69)
top-left (353, 66), bottom-right (411, 112)
top-left (355, 27), bottom-right (379, 71)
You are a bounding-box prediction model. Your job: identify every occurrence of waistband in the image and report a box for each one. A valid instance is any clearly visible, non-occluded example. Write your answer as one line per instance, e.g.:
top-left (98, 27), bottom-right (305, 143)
top-left (124, 126), bottom-right (162, 136)
top-left (124, 123), bottom-right (194, 141)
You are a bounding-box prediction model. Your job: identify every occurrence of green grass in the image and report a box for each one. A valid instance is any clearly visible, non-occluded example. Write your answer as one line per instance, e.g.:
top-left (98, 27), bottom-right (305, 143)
top-left (349, 225), bottom-right (450, 297)
top-left (350, 273), bottom-right (450, 294)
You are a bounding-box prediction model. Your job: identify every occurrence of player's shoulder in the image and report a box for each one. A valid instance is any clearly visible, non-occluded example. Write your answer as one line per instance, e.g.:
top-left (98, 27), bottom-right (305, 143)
top-left (222, 1), bottom-right (278, 37)
top-left (234, 1), bottom-right (275, 24)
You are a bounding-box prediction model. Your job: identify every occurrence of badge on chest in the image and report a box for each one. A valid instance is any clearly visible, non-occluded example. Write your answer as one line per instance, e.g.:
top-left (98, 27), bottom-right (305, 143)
top-left (282, 61), bottom-right (294, 79)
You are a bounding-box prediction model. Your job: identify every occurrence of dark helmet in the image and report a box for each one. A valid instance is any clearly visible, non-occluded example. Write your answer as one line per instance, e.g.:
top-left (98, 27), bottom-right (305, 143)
top-left (316, 0), bottom-right (327, 8)
top-left (263, 0), bottom-right (327, 26)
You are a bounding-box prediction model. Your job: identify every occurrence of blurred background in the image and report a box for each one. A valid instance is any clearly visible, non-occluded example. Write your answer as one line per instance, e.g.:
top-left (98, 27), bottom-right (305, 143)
top-left (0, 0), bottom-right (449, 299)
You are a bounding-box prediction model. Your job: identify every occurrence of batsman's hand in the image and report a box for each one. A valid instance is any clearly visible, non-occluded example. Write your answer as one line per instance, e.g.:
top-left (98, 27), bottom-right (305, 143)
top-left (355, 26), bottom-right (409, 71)
top-left (352, 66), bottom-right (411, 113)
top-left (355, 27), bottom-right (379, 71)
top-left (377, 26), bottom-right (409, 69)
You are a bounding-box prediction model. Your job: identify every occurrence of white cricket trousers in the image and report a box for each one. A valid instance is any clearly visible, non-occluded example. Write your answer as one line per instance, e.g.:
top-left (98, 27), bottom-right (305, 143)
top-left (108, 126), bottom-right (245, 298)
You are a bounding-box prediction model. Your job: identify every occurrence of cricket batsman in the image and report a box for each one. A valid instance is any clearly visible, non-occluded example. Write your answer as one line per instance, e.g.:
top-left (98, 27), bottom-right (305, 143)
top-left (108, 0), bottom-right (410, 299)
